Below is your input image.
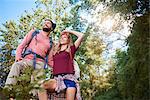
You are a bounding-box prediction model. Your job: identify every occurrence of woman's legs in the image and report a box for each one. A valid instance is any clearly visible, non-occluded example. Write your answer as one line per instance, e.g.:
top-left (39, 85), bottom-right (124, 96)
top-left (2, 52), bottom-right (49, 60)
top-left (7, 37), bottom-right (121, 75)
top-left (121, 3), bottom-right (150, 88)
top-left (38, 78), bottom-right (77, 100)
top-left (44, 79), bottom-right (57, 90)
top-left (66, 87), bottom-right (76, 100)
top-left (64, 79), bottom-right (76, 100)
top-left (38, 79), bottom-right (57, 100)
top-left (38, 90), bottom-right (48, 100)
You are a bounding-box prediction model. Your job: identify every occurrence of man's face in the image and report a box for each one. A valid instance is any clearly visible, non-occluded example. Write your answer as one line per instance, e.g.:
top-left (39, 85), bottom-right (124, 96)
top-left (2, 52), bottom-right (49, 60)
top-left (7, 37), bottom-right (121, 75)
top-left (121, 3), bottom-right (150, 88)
top-left (43, 20), bottom-right (52, 29)
top-left (42, 20), bottom-right (52, 32)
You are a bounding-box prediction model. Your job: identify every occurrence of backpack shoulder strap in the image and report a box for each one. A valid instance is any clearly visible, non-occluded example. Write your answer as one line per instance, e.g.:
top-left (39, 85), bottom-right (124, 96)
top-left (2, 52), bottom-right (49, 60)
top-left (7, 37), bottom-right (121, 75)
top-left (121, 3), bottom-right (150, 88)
top-left (44, 37), bottom-right (53, 69)
top-left (22, 29), bottom-right (40, 58)
top-left (46, 36), bottom-right (53, 55)
top-left (49, 36), bottom-right (53, 49)
top-left (26, 29), bottom-right (40, 47)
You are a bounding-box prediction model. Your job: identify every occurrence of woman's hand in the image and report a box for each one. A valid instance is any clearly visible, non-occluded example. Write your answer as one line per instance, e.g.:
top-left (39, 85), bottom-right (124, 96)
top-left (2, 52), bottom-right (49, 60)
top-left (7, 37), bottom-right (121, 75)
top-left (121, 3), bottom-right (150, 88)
top-left (61, 30), bottom-right (70, 33)
top-left (62, 30), bottom-right (84, 48)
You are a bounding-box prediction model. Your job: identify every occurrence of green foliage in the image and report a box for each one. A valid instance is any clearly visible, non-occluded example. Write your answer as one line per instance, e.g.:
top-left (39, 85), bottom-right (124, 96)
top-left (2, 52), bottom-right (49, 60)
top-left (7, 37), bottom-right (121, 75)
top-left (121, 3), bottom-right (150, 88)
top-left (81, 0), bottom-right (149, 100)
top-left (2, 67), bottom-right (47, 99)
top-left (114, 8), bottom-right (149, 100)
top-left (0, 21), bottom-right (19, 87)
top-left (78, 33), bottom-right (111, 99)
top-left (126, 12), bottom-right (149, 100)
top-left (93, 86), bottom-right (122, 100)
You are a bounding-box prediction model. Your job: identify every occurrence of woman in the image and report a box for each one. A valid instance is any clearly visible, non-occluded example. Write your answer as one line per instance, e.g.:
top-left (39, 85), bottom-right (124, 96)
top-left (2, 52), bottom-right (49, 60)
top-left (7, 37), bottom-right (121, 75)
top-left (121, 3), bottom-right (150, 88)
top-left (38, 30), bottom-right (84, 100)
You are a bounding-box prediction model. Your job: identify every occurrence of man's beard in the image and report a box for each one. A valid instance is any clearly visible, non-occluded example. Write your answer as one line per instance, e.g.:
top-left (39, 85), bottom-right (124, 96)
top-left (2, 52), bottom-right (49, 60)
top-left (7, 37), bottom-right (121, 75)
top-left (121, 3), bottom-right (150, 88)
top-left (43, 28), bottom-right (51, 32)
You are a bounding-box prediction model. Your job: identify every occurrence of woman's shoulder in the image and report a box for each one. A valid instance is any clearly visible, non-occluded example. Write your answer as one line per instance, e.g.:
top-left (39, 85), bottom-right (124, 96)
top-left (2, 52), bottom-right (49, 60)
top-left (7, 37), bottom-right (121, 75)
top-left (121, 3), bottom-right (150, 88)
top-left (70, 44), bottom-right (74, 48)
top-left (71, 44), bottom-right (78, 52)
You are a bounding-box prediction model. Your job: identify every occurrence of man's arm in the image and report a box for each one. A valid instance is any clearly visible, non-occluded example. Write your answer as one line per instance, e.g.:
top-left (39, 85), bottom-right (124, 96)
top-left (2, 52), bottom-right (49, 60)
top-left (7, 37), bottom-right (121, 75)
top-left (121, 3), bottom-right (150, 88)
top-left (15, 29), bottom-right (35, 61)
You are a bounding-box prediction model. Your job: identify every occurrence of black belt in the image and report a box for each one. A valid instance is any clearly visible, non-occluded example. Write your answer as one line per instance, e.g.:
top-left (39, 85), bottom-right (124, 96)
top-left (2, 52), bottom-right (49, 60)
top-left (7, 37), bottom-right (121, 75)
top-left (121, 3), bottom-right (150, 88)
top-left (22, 49), bottom-right (45, 69)
top-left (54, 73), bottom-right (74, 77)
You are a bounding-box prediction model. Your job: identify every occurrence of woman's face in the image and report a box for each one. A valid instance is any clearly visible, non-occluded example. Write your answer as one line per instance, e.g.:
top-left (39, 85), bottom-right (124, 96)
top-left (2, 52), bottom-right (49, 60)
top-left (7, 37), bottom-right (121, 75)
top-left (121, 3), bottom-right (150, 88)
top-left (60, 32), bottom-right (70, 45)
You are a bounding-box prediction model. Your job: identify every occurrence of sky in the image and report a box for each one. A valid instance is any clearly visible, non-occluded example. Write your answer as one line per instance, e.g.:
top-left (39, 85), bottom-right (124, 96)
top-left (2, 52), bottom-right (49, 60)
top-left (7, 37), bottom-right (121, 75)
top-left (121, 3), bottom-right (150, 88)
top-left (0, 0), bottom-right (36, 26)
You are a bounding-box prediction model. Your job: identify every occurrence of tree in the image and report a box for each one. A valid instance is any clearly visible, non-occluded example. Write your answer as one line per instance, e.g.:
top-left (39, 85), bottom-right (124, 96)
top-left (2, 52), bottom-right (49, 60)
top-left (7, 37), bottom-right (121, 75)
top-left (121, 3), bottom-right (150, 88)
top-left (0, 21), bottom-right (18, 87)
top-left (80, 0), bottom-right (149, 100)
top-left (112, 0), bottom-right (149, 100)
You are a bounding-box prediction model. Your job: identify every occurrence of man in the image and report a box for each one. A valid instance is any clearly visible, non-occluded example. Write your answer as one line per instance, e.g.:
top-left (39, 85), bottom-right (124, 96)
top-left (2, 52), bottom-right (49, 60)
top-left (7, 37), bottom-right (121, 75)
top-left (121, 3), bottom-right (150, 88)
top-left (5, 19), bottom-right (56, 98)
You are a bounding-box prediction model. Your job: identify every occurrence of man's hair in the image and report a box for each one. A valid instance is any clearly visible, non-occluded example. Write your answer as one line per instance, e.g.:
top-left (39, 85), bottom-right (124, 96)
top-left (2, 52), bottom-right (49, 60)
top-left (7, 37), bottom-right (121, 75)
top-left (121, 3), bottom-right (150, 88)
top-left (45, 19), bottom-right (56, 31)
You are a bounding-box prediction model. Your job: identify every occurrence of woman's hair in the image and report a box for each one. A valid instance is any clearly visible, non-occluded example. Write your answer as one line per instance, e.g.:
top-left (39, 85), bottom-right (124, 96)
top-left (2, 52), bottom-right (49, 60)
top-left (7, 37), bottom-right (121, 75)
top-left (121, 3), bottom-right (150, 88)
top-left (52, 33), bottom-right (73, 55)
